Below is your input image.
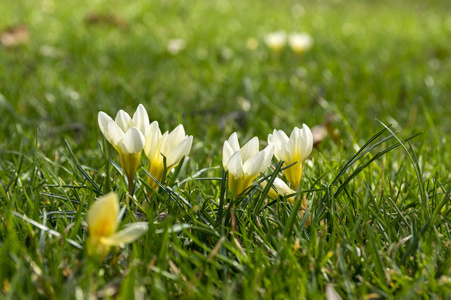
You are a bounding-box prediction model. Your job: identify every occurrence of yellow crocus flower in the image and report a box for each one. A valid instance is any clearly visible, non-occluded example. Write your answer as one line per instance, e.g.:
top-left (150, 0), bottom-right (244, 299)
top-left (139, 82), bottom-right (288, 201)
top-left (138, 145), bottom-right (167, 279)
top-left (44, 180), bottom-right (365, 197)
top-left (87, 192), bottom-right (148, 257)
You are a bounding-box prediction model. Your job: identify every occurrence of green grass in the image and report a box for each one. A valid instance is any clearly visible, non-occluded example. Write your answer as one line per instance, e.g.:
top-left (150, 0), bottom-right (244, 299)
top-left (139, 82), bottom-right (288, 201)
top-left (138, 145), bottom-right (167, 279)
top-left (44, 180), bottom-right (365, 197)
top-left (1, 0), bottom-right (451, 298)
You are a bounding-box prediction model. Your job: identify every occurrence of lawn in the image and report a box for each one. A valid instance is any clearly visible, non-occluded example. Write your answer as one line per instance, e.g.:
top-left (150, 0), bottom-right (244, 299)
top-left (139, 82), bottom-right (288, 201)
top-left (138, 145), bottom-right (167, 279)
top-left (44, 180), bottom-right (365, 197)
top-left (1, 0), bottom-right (451, 298)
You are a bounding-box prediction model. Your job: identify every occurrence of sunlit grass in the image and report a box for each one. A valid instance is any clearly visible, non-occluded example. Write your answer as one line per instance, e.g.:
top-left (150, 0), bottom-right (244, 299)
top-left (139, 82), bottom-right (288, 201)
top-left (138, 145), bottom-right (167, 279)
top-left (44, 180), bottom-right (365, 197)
top-left (0, 0), bottom-right (450, 298)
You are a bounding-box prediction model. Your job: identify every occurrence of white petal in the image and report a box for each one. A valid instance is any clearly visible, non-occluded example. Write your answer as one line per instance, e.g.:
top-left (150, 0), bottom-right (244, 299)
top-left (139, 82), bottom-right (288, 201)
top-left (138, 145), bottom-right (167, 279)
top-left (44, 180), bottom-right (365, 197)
top-left (222, 141), bottom-right (235, 169)
top-left (121, 127), bottom-right (145, 154)
top-left (299, 124), bottom-right (313, 161)
top-left (290, 126), bottom-right (301, 142)
top-left (227, 151), bottom-right (243, 177)
top-left (280, 147), bottom-right (292, 163)
top-left (108, 121), bottom-right (125, 147)
top-left (269, 129), bottom-right (288, 160)
top-left (288, 33), bottom-right (313, 53)
top-left (242, 150), bottom-right (265, 177)
top-left (98, 112), bottom-right (113, 143)
top-left (268, 131), bottom-right (277, 145)
top-left (287, 128), bottom-right (300, 160)
top-left (87, 192), bottom-right (119, 238)
top-left (115, 110), bottom-right (132, 132)
top-left (276, 130), bottom-right (289, 143)
top-left (144, 121), bottom-right (161, 158)
top-left (267, 132), bottom-right (277, 158)
top-left (240, 137), bottom-right (259, 162)
top-left (227, 132), bottom-right (240, 152)
top-left (132, 104), bottom-right (150, 137)
top-left (267, 134), bottom-right (272, 143)
top-left (158, 132), bottom-right (170, 156)
top-left (264, 31), bottom-right (287, 50)
top-left (260, 144), bottom-right (274, 173)
top-left (272, 178), bottom-right (295, 195)
top-left (168, 125), bottom-right (186, 146)
top-left (166, 136), bottom-right (193, 168)
top-left (160, 126), bottom-right (183, 157)
top-left (100, 222), bottom-right (148, 246)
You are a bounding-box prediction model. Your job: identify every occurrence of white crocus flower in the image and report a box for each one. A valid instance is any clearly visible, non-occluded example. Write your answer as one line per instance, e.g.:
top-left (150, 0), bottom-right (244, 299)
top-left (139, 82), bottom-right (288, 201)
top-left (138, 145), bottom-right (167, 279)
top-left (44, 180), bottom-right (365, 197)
top-left (264, 31), bottom-right (287, 52)
top-left (268, 125), bottom-right (313, 190)
top-left (261, 178), bottom-right (296, 204)
top-left (144, 123), bottom-right (193, 190)
top-left (288, 33), bottom-right (313, 54)
top-left (98, 104), bottom-right (149, 191)
top-left (223, 133), bottom-right (274, 196)
top-left (167, 38), bottom-right (186, 55)
top-left (87, 192), bottom-right (148, 257)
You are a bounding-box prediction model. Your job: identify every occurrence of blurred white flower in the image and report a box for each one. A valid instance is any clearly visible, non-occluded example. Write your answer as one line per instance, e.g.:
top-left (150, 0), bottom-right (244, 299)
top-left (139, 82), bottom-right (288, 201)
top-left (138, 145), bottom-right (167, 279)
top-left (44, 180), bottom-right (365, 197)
top-left (288, 33), bottom-right (313, 54)
top-left (268, 125), bottom-right (313, 189)
top-left (87, 192), bottom-right (148, 257)
top-left (144, 123), bottom-right (193, 190)
top-left (223, 133), bottom-right (273, 196)
top-left (264, 31), bottom-right (286, 52)
top-left (98, 104), bottom-right (149, 191)
top-left (167, 39), bottom-right (186, 55)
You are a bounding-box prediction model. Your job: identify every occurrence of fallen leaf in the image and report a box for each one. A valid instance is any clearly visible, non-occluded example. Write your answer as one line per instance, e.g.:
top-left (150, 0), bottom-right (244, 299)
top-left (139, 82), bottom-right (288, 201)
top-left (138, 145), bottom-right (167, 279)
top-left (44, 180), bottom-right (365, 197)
top-left (218, 110), bottom-right (247, 131)
top-left (312, 114), bottom-right (340, 148)
top-left (326, 284), bottom-right (342, 300)
top-left (312, 124), bottom-right (328, 147)
top-left (84, 12), bottom-right (127, 29)
top-left (1, 25), bottom-right (29, 48)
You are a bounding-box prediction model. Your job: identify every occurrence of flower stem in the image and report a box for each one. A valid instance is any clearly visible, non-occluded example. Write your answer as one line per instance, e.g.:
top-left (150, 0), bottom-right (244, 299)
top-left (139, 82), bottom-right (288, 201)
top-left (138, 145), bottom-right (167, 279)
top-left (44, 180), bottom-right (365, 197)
top-left (128, 175), bottom-right (134, 197)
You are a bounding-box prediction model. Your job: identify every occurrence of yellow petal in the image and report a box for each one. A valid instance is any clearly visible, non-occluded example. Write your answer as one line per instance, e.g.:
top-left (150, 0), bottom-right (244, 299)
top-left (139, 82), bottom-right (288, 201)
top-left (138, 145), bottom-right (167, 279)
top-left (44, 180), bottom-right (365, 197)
top-left (87, 192), bottom-right (120, 240)
top-left (147, 158), bottom-right (165, 190)
top-left (284, 162), bottom-right (303, 191)
top-left (119, 151), bottom-right (142, 184)
top-left (228, 173), bottom-right (257, 196)
top-left (87, 192), bottom-right (120, 256)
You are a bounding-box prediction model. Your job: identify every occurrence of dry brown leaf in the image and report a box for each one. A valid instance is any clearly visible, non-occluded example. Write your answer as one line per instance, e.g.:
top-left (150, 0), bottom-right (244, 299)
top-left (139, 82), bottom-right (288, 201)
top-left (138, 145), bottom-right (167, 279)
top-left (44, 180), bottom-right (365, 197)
top-left (312, 114), bottom-right (341, 148)
top-left (312, 124), bottom-right (328, 147)
top-left (84, 12), bottom-right (127, 29)
top-left (1, 25), bottom-right (29, 48)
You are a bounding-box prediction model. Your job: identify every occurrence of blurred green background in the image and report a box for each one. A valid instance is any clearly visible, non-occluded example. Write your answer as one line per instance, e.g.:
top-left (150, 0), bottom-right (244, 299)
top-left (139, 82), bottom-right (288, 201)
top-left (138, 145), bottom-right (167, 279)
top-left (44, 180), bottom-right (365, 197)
top-left (1, 0), bottom-right (450, 167)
